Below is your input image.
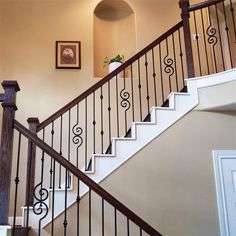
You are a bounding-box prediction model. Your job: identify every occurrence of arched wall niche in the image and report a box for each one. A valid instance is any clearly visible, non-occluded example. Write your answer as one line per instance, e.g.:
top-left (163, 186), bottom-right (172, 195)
top-left (93, 0), bottom-right (136, 77)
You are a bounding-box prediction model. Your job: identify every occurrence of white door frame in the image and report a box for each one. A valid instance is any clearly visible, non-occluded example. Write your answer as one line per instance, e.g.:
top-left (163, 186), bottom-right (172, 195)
top-left (213, 150), bottom-right (236, 236)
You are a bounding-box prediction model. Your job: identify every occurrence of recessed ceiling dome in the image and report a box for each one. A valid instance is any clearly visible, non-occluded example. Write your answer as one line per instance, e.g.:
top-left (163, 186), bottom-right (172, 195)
top-left (94, 0), bottom-right (134, 21)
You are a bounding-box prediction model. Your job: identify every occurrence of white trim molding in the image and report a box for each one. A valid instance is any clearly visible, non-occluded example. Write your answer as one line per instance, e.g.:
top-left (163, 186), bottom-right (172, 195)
top-left (213, 150), bottom-right (236, 236)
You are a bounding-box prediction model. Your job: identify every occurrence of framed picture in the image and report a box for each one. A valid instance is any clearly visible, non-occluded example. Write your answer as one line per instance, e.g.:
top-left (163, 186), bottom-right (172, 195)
top-left (56, 41), bottom-right (81, 69)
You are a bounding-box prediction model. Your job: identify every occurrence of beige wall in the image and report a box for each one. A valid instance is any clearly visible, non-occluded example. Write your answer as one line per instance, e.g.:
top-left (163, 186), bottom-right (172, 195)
top-left (0, 0), bottom-right (181, 129)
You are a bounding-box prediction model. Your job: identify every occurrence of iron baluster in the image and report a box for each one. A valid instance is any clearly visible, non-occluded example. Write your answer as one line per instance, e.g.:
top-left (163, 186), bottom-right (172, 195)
top-left (59, 115), bottom-right (63, 189)
top-left (102, 198), bottom-right (105, 236)
top-left (130, 64), bottom-right (135, 122)
top-left (159, 43), bottom-right (165, 103)
top-left (145, 53), bottom-right (150, 113)
top-left (72, 103), bottom-right (83, 168)
top-left (172, 33), bottom-right (179, 91)
top-left (193, 11), bottom-right (203, 76)
top-left (100, 87), bottom-right (104, 153)
top-left (93, 92), bottom-right (96, 154)
top-left (151, 48), bottom-right (158, 107)
top-left (77, 180), bottom-right (80, 236)
top-left (164, 38), bottom-right (174, 94)
top-left (120, 69), bottom-right (131, 133)
top-left (137, 59), bottom-right (143, 121)
top-left (178, 28), bottom-right (185, 85)
top-left (222, 2), bottom-right (233, 69)
top-left (115, 75), bottom-right (120, 137)
top-left (215, 4), bottom-right (225, 71)
top-left (49, 121), bottom-right (55, 189)
top-left (108, 80), bottom-right (112, 144)
top-left (207, 6), bottom-right (218, 73)
top-left (200, 8), bottom-right (210, 74)
top-left (12, 132), bottom-right (22, 236)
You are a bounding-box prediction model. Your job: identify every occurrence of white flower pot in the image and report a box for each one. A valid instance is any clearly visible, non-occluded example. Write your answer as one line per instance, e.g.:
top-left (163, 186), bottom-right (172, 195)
top-left (108, 62), bottom-right (122, 77)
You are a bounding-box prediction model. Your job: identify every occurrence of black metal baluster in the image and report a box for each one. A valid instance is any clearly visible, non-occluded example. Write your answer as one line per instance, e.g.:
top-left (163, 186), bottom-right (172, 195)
top-left (49, 121), bottom-right (54, 189)
top-left (93, 92), bottom-right (96, 154)
top-left (229, 0), bottom-right (236, 42)
top-left (51, 158), bottom-right (56, 236)
top-left (67, 109), bottom-right (72, 188)
top-left (108, 80), bottom-right (112, 144)
top-left (63, 168), bottom-right (68, 236)
top-left (25, 141), bottom-right (33, 236)
top-left (222, 2), bottom-right (233, 69)
top-left (115, 75), bottom-right (120, 137)
top-left (89, 188), bottom-right (92, 236)
top-left (85, 98), bottom-right (88, 168)
top-left (140, 228), bottom-right (142, 236)
top-left (193, 11), bottom-right (203, 76)
top-left (159, 43), bottom-right (165, 103)
top-left (200, 9), bottom-right (210, 74)
top-left (114, 208), bottom-right (117, 236)
top-left (215, 4), bottom-right (225, 71)
top-left (130, 64), bottom-right (135, 122)
top-left (12, 132), bottom-right (22, 236)
top-left (33, 128), bottom-right (49, 236)
top-left (164, 38), bottom-right (174, 94)
top-left (120, 69), bottom-right (130, 133)
top-left (77, 180), bottom-right (80, 236)
top-left (127, 218), bottom-right (130, 236)
top-left (137, 59), bottom-right (143, 121)
top-left (59, 115), bottom-right (63, 189)
top-left (151, 48), bottom-right (158, 106)
top-left (102, 198), bottom-right (105, 236)
top-left (100, 87), bottom-right (104, 153)
top-left (144, 53), bottom-right (150, 113)
top-left (207, 6), bottom-right (218, 73)
top-left (72, 103), bottom-right (83, 168)
top-left (178, 29), bottom-right (185, 85)
top-left (172, 33), bottom-right (178, 91)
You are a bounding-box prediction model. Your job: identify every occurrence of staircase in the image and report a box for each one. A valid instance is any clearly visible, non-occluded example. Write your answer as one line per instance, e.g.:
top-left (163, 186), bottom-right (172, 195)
top-left (0, 0), bottom-right (236, 235)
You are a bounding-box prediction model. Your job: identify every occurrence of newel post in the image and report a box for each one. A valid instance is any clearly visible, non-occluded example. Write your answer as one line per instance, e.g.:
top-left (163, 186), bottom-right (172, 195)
top-left (179, 0), bottom-right (195, 78)
top-left (0, 81), bottom-right (20, 225)
top-left (25, 118), bottom-right (39, 206)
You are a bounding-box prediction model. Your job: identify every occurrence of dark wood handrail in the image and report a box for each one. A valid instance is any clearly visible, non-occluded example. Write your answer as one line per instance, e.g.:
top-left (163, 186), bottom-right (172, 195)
top-left (14, 119), bottom-right (162, 236)
top-left (0, 93), bottom-right (4, 102)
top-left (37, 21), bottom-right (183, 131)
top-left (188, 0), bottom-right (224, 12)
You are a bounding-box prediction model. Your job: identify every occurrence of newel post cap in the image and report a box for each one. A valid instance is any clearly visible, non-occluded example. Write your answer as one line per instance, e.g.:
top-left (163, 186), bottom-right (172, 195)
top-left (27, 117), bottom-right (40, 124)
top-left (1, 80), bottom-right (20, 92)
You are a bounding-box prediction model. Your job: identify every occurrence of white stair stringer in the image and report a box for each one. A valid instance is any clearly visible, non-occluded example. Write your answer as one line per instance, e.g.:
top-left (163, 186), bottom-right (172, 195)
top-left (24, 68), bottom-right (236, 229)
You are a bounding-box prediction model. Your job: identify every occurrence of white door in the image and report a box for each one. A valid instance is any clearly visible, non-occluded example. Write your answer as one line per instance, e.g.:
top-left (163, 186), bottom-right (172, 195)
top-left (213, 150), bottom-right (236, 236)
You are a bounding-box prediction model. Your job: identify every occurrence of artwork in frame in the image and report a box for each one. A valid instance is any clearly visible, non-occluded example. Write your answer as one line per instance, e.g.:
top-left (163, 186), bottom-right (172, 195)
top-left (56, 41), bottom-right (81, 69)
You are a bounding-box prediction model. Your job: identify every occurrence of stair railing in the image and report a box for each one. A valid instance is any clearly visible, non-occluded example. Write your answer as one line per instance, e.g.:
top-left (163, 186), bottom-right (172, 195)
top-left (24, 0), bottom-right (236, 212)
top-left (27, 22), bottom-right (186, 203)
top-left (12, 118), bottom-right (162, 235)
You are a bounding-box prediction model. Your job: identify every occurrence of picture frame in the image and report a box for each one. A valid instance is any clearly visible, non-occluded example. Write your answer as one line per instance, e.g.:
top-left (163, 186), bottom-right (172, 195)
top-left (56, 41), bottom-right (81, 69)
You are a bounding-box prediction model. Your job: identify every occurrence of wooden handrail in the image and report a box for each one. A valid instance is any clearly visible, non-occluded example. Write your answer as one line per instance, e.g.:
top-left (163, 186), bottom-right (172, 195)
top-left (188, 0), bottom-right (224, 12)
top-left (14, 119), bottom-right (162, 236)
top-left (37, 21), bottom-right (183, 131)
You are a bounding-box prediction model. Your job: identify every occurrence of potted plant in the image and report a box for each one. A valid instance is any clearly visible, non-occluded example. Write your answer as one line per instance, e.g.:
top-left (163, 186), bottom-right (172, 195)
top-left (104, 54), bottom-right (124, 74)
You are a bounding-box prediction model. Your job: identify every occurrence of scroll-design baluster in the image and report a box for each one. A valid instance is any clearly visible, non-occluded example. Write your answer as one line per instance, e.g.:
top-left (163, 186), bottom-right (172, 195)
top-left (164, 39), bottom-right (174, 93)
top-left (206, 25), bottom-right (218, 71)
top-left (120, 89), bottom-right (131, 112)
top-left (120, 70), bottom-right (131, 133)
top-left (72, 103), bottom-right (83, 168)
top-left (33, 183), bottom-right (49, 235)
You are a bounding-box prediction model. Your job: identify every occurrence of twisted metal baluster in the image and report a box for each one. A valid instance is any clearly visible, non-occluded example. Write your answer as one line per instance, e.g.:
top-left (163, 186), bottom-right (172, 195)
top-left (120, 69), bottom-right (131, 133)
top-left (72, 103), bottom-right (83, 168)
top-left (164, 38), bottom-right (174, 94)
